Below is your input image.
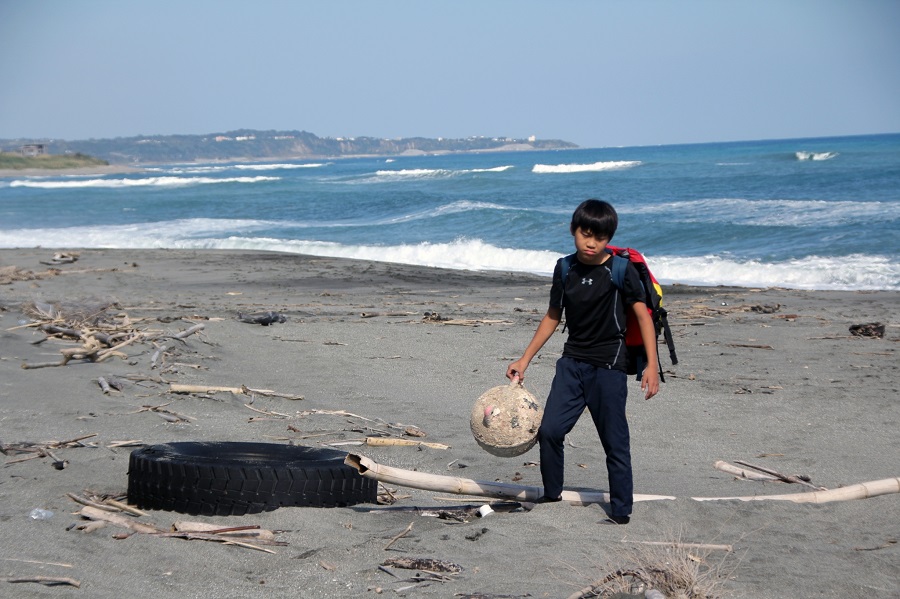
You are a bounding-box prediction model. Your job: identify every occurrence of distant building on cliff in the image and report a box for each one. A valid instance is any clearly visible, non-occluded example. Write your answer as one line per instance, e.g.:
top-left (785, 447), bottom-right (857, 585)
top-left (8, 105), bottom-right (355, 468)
top-left (20, 144), bottom-right (45, 157)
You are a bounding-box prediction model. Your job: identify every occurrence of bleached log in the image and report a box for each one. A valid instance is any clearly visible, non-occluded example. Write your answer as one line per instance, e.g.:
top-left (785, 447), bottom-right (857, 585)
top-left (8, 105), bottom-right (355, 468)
top-left (345, 453), bottom-right (675, 504)
top-left (692, 477), bottom-right (900, 503)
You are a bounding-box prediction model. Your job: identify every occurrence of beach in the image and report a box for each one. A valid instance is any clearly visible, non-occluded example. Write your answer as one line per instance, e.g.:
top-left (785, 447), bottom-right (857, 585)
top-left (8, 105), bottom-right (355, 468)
top-left (1, 248), bottom-right (898, 598)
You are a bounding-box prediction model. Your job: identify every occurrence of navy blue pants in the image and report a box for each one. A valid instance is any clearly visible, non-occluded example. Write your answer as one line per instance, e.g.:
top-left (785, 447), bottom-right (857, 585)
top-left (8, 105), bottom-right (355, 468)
top-left (538, 357), bottom-right (633, 517)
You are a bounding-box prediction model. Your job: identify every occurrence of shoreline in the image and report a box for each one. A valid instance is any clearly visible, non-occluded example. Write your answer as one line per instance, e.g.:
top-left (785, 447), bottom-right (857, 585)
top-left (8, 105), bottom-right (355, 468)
top-left (1, 248), bottom-right (897, 598)
top-left (0, 164), bottom-right (143, 178)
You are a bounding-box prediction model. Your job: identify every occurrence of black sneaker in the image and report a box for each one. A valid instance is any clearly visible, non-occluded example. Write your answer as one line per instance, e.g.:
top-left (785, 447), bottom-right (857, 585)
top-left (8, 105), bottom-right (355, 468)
top-left (535, 495), bottom-right (562, 504)
top-left (603, 515), bottom-right (630, 525)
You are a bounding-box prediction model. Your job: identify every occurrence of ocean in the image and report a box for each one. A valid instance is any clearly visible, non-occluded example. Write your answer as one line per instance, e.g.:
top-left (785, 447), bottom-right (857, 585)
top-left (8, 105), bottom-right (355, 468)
top-left (2, 133), bottom-right (898, 290)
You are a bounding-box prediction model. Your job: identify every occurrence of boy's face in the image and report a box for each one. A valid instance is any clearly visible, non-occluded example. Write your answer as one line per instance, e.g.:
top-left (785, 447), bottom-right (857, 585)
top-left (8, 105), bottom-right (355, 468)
top-left (573, 227), bottom-right (610, 265)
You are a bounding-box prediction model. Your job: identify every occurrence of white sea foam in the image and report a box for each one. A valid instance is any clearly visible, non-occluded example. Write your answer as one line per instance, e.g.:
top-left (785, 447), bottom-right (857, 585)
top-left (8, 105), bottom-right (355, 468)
top-left (146, 163), bottom-right (325, 174)
top-left (372, 165), bottom-right (513, 179)
top-left (469, 166), bottom-right (514, 173)
top-left (795, 151), bottom-right (838, 161)
top-left (374, 168), bottom-right (447, 178)
top-left (1, 223), bottom-right (896, 290)
top-left (144, 165), bottom-right (230, 174)
top-left (233, 163), bottom-right (325, 170)
top-left (623, 197), bottom-right (900, 227)
top-left (650, 253), bottom-right (899, 290)
top-left (375, 200), bottom-right (517, 225)
top-left (532, 161), bottom-right (641, 174)
top-left (9, 175), bottom-right (280, 189)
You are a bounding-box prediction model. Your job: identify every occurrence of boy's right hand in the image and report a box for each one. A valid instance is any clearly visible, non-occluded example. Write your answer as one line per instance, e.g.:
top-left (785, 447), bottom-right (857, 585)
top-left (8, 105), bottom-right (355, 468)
top-left (507, 360), bottom-right (527, 381)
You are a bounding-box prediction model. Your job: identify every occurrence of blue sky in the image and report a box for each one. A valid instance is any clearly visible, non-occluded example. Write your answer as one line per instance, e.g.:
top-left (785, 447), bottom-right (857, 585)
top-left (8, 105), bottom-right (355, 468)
top-left (2, 0), bottom-right (898, 148)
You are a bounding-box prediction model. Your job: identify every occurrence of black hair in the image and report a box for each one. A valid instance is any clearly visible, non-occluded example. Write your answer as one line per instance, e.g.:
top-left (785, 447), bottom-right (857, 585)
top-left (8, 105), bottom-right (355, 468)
top-left (570, 199), bottom-right (618, 240)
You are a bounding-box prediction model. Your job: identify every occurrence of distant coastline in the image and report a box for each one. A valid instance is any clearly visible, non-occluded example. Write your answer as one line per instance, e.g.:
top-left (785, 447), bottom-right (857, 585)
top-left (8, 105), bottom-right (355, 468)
top-left (0, 129), bottom-right (579, 168)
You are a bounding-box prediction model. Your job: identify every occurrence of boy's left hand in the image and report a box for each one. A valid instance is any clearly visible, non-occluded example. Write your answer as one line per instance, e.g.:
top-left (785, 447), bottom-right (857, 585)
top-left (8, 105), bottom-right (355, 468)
top-left (641, 369), bottom-right (659, 400)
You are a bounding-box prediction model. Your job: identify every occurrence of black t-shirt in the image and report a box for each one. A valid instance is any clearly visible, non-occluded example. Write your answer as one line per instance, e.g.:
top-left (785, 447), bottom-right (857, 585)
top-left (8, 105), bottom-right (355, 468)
top-left (549, 256), bottom-right (644, 370)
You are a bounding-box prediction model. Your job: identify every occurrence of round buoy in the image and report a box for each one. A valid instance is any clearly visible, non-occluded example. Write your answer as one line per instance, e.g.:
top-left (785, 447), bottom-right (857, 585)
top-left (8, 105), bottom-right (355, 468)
top-left (470, 378), bottom-right (543, 457)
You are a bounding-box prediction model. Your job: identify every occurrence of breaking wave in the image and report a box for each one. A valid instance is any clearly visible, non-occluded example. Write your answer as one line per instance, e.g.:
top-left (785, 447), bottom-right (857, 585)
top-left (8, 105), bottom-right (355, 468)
top-left (532, 160), bottom-right (641, 173)
top-left (372, 165), bottom-right (513, 180)
top-left (795, 151), bottom-right (838, 161)
top-left (1, 221), bottom-right (896, 290)
top-left (9, 175), bottom-right (280, 189)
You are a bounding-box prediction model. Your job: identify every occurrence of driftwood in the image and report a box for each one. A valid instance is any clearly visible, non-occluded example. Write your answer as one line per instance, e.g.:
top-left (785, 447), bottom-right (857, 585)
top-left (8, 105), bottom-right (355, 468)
top-left (624, 540), bottom-right (733, 552)
top-left (106, 439), bottom-right (144, 448)
top-left (440, 319), bottom-right (512, 326)
top-left (733, 460), bottom-right (825, 490)
top-left (169, 383), bottom-right (245, 394)
top-left (1, 558), bottom-right (73, 569)
top-left (347, 454), bottom-right (898, 505)
top-left (849, 322), bottom-right (885, 338)
top-left (40, 252), bottom-right (79, 265)
top-left (2, 434), bottom-right (97, 467)
top-left (97, 376), bottom-right (112, 394)
top-left (692, 477), bottom-right (900, 503)
top-left (345, 453), bottom-right (676, 504)
top-left (6, 576), bottom-right (81, 588)
top-left (172, 323), bottom-right (205, 339)
top-left (365, 437), bottom-right (450, 450)
top-left (66, 492), bottom-right (119, 512)
top-left (105, 498), bottom-right (148, 516)
top-left (169, 383), bottom-right (303, 400)
top-left (16, 300), bottom-right (204, 371)
top-left (382, 556), bottom-right (462, 574)
top-left (20, 332), bottom-right (143, 368)
top-left (77, 506), bottom-right (161, 534)
top-left (66, 492), bottom-right (145, 516)
top-left (384, 522), bottom-right (414, 550)
top-left (77, 506), bottom-right (280, 552)
top-left (172, 521), bottom-right (276, 540)
top-left (237, 311), bottom-right (286, 325)
top-left (714, 460), bottom-right (779, 481)
top-left (150, 531), bottom-right (279, 553)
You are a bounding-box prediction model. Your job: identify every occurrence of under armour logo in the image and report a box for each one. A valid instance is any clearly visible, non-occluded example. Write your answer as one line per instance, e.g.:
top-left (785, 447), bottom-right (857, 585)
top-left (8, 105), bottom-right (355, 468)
top-left (581, 278), bottom-right (593, 285)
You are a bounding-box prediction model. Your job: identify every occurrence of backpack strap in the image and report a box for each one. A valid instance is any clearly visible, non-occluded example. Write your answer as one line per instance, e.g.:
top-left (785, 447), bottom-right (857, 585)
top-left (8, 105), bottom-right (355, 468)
top-left (659, 307), bottom-right (679, 366)
top-left (558, 251), bottom-right (627, 306)
top-left (609, 253), bottom-right (627, 292)
top-left (556, 253), bottom-right (577, 309)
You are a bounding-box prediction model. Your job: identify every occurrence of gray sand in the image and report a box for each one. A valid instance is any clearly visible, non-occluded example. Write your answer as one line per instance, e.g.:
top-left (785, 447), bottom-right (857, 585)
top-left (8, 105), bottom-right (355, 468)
top-left (1, 248), bottom-right (897, 598)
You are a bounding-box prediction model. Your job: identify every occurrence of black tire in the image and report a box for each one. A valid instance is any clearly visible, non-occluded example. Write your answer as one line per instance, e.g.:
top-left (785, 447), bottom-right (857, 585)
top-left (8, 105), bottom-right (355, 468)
top-left (127, 442), bottom-right (377, 516)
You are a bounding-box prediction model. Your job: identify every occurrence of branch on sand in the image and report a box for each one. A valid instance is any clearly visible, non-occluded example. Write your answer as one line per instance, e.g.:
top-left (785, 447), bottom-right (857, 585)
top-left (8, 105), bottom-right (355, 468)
top-left (6, 576), bottom-right (81, 589)
top-left (168, 383), bottom-right (303, 400)
top-left (75, 506), bottom-right (282, 553)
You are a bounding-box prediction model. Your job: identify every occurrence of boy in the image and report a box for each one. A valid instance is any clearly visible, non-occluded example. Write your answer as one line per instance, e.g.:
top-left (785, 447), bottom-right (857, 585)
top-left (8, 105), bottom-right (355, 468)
top-left (507, 199), bottom-right (659, 524)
